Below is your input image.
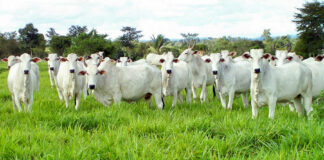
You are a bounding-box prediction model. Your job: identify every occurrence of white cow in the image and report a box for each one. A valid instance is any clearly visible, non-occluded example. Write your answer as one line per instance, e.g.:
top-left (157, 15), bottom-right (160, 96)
top-left (243, 49), bottom-right (313, 119)
top-left (5, 55), bottom-right (40, 91)
top-left (44, 53), bottom-right (60, 88)
top-left (146, 53), bottom-right (163, 66)
top-left (85, 52), bottom-right (104, 66)
top-left (116, 57), bottom-right (132, 67)
top-left (56, 53), bottom-right (87, 110)
top-left (80, 60), bottom-right (164, 109)
top-left (208, 52), bottom-right (251, 109)
top-left (178, 48), bottom-right (209, 101)
top-left (159, 52), bottom-right (192, 107)
top-left (201, 55), bottom-right (218, 98)
top-left (7, 53), bottom-right (40, 112)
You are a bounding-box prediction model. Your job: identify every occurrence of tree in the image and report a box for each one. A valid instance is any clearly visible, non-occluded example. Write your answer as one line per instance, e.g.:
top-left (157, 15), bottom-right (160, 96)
top-left (150, 34), bottom-right (169, 53)
top-left (119, 26), bottom-right (143, 49)
top-left (46, 28), bottom-right (59, 40)
top-left (180, 33), bottom-right (199, 48)
top-left (18, 23), bottom-right (46, 56)
top-left (49, 36), bottom-right (72, 55)
top-left (67, 25), bottom-right (88, 38)
top-left (0, 31), bottom-right (21, 57)
top-left (293, 1), bottom-right (324, 57)
top-left (261, 29), bottom-right (275, 53)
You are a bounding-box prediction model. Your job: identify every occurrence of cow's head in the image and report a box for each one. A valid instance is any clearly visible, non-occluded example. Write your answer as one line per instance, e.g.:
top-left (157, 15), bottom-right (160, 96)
top-left (275, 50), bottom-right (290, 66)
top-left (79, 64), bottom-right (105, 90)
top-left (85, 53), bottom-right (103, 66)
top-left (117, 57), bottom-right (130, 67)
top-left (178, 48), bottom-right (198, 62)
top-left (210, 53), bottom-right (224, 76)
top-left (20, 53), bottom-right (40, 75)
top-left (160, 52), bottom-right (178, 75)
top-left (248, 49), bottom-right (269, 74)
top-left (6, 55), bottom-right (20, 70)
top-left (61, 53), bottom-right (83, 74)
top-left (221, 50), bottom-right (235, 62)
top-left (46, 53), bottom-right (60, 71)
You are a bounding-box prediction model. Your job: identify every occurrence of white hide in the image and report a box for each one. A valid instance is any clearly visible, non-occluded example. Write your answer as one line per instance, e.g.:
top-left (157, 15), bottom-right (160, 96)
top-left (45, 53), bottom-right (60, 88)
top-left (146, 53), bottom-right (163, 66)
top-left (159, 52), bottom-right (192, 107)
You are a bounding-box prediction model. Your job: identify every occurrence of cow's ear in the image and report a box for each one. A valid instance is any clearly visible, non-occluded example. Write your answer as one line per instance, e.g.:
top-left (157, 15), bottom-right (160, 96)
top-left (220, 58), bottom-right (225, 62)
top-left (173, 59), bottom-right (179, 63)
top-left (263, 54), bottom-right (271, 59)
top-left (315, 55), bottom-right (323, 61)
top-left (44, 57), bottom-right (49, 61)
top-left (271, 56), bottom-right (277, 61)
top-left (193, 50), bottom-right (198, 54)
top-left (60, 58), bottom-right (67, 62)
top-left (78, 71), bottom-right (86, 75)
top-left (159, 59), bottom-right (165, 63)
top-left (204, 58), bottom-right (211, 63)
top-left (298, 55), bottom-right (303, 60)
top-left (127, 59), bottom-right (132, 63)
top-left (77, 57), bottom-right (84, 61)
top-left (286, 56), bottom-right (293, 61)
top-left (99, 70), bottom-right (105, 75)
top-left (242, 53), bottom-right (251, 59)
top-left (3, 58), bottom-right (8, 62)
top-left (31, 57), bottom-right (41, 63)
top-left (229, 52), bottom-right (236, 57)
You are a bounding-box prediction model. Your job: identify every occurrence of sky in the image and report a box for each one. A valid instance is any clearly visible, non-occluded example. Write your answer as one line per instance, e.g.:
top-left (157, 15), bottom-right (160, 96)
top-left (0, 0), bottom-right (313, 40)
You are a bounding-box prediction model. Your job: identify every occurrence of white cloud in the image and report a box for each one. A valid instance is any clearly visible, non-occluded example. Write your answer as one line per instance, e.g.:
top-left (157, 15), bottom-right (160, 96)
top-left (0, 0), bottom-right (312, 40)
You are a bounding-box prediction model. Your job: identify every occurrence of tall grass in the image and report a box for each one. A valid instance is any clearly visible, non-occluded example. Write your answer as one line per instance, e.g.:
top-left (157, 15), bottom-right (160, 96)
top-left (0, 62), bottom-right (323, 159)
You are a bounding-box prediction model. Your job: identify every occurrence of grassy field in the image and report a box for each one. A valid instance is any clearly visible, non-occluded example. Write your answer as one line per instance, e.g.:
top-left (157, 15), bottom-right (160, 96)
top-left (0, 62), bottom-right (323, 159)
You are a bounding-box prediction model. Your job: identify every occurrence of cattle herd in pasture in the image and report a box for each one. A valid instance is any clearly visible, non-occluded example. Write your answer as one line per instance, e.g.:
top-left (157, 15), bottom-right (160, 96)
top-left (2, 47), bottom-right (324, 119)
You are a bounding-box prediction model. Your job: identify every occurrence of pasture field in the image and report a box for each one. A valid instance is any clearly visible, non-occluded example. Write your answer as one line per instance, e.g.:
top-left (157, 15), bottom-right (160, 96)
top-left (0, 62), bottom-right (323, 159)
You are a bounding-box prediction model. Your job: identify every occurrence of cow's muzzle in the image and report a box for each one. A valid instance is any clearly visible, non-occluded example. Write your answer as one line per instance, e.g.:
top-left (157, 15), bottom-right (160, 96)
top-left (213, 71), bottom-right (218, 75)
top-left (50, 67), bottom-right (54, 71)
top-left (89, 85), bottom-right (95, 90)
top-left (254, 68), bottom-right (261, 74)
top-left (166, 70), bottom-right (172, 74)
top-left (24, 70), bottom-right (29, 75)
top-left (70, 69), bottom-right (75, 73)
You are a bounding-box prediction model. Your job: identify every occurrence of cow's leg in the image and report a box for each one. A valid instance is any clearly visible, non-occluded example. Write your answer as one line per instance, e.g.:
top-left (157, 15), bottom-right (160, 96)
top-left (227, 89), bottom-right (235, 110)
top-left (268, 97), bottom-right (277, 119)
top-left (241, 93), bottom-right (249, 108)
top-left (153, 91), bottom-right (164, 110)
top-left (288, 102), bottom-right (295, 112)
top-left (11, 94), bottom-right (17, 110)
top-left (219, 93), bottom-right (226, 109)
top-left (200, 82), bottom-right (207, 102)
top-left (186, 87), bottom-right (192, 104)
top-left (192, 84), bottom-right (197, 101)
top-left (178, 92), bottom-right (183, 103)
top-left (293, 97), bottom-right (304, 117)
top-left (49, 71), bottom-right (54, 88)
top-left (75, 92), bottom-right (82, 110)
top-left (63, 92), bottom-right (69, 108)
top-left (303, 95), bottom-right (313, 119)
top-left (172, 91), bottom-right (177, 108)
top-left (14, 95), bottom-right (22, 112)
top-left (251, 99), bottom-right (258, 119)
top-left (113, 93), bottom-right (122, 107)
top-left (27, 95), bottom-right (33, 112)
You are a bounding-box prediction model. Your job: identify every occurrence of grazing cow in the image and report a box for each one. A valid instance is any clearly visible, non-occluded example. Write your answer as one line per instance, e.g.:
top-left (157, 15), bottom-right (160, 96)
top-left (159, 52), bottom-right (192, 107)
top-left (5, 55), bottom-right (40, 91)
top-left (44, 53), bottom-right (60, 88)
top-left (56, 53), bottom-right (87, 110)
top-left (116, 57), bottom-right (132, 67)
top-left (7, 53), bottom-right (40, 112)
top-left (178, 48), bottom-right (209, 101)
top-left (208, 52), bottom-right (251, 109)
top-left (243, 49), bottom-right (313, 119)
top-left (201, 55), bottom-right (217, 98)
top-left (146, 53), bottom-right (163, 65)
top-left (80, 60), bottom-right (164, 109)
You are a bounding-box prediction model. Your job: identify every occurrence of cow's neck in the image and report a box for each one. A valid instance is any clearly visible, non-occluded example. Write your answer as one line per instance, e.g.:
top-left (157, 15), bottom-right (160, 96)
top-left (189, 55), bottom-right (203, 75)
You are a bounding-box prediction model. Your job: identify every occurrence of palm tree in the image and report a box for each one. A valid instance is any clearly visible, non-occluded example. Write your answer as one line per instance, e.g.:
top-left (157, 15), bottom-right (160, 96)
top-left (151, 34), bottom-right (169, 53)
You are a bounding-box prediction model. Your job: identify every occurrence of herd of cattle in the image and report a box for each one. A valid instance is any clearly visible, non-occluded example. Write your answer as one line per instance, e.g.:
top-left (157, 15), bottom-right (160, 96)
top-left (2, 48), bottom-right (324, 119)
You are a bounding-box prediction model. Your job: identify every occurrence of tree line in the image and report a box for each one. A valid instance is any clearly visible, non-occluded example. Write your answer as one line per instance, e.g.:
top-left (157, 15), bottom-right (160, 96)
top-left (0, 1), bottom-right (323, 59)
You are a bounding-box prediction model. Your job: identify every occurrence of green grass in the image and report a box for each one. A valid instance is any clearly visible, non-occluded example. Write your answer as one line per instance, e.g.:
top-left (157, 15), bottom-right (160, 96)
top-left (0, 62), bottom-right (323, 159)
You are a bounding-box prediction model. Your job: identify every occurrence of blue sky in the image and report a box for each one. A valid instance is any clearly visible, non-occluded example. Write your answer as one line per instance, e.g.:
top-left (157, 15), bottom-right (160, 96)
top-left (0, 0), bottom-right (312, 40)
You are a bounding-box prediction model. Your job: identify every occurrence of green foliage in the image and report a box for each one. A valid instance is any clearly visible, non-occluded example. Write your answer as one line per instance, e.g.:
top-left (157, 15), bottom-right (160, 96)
top-left (18, 23), bottom-right (46, 56)
top-left (119, 26), bottom-right (143, 49)
top-left (67, 25), bottom-right (88, 38)
top-left (293, 1), bottom-right (324, 57)
top-left (180, 33), bottom-right (199, 48)
top-left (46, 28), bottom-right (59, 40)
top-left (150, 34), bottom-right (169, 53)
top-left (49, 36), bottom-right (72, 55)
top-left (0, 32), bottom-right (21, 58)
top-left (0, 62), bottom-right (323, 159)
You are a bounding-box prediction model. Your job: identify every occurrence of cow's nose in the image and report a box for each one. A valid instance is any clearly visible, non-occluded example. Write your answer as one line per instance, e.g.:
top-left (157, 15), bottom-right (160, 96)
top-left (89, 85), bottom-right (95, 90)
top-left (213, 71), bottom-right (218, 75)
top-left (8, 66), bottom-right (10, 70)
top-left (24, 70), bottom-right (29, 75)
top-left (254, 68), bottom-right (261, 74)
top-left (50, 67), bottom-right (54, 71)
top-left (166, 70), bottom-right (172, 74)
top-left (70, 69), bottom-right (75, 73)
